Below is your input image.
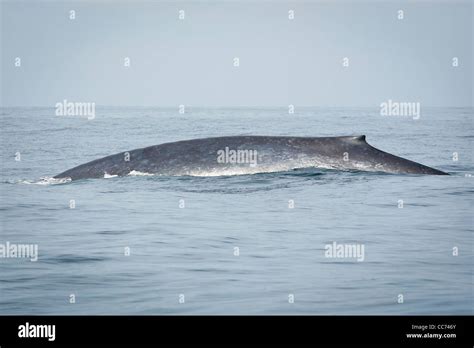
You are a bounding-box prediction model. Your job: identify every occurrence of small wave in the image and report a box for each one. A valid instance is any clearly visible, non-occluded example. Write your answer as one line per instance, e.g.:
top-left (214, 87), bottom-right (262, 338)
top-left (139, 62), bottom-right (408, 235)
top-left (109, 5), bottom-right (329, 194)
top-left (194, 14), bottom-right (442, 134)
top-left (128, 170), bottom-right (154, 176)
top-left (41, 254), bottom-right (107, 264)
top-left (16, 177), bottom-right (71, 185)
top-left (104, 173), bottom-right (118, 178)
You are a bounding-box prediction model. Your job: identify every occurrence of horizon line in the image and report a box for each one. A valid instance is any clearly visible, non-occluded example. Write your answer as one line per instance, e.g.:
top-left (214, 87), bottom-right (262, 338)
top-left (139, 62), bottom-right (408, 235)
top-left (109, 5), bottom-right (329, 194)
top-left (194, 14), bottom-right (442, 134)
top-left (1, 104), bottom-right (473, 109)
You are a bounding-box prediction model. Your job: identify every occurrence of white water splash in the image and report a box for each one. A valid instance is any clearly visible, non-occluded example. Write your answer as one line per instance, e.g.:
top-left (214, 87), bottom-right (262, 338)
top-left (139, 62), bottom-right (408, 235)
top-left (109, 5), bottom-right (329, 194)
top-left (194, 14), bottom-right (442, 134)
top-left (104, 173), bottom-right (118, 178)
top-left (17, 177), bottom-right (72, 185)
top-left (128, 170), bottom-right (154, 176)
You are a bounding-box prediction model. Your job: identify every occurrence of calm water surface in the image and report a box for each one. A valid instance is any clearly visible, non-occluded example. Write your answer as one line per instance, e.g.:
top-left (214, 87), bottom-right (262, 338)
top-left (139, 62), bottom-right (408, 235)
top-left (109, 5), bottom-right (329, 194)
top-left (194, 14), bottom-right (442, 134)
top-left (0, 107), bottom-right (472, 314)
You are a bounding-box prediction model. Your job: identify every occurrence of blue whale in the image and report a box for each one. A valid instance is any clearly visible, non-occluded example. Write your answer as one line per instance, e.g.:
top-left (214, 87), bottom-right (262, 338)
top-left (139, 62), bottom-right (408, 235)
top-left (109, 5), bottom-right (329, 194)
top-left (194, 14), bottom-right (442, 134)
top-left (54, 135), bottom-right (448, 180)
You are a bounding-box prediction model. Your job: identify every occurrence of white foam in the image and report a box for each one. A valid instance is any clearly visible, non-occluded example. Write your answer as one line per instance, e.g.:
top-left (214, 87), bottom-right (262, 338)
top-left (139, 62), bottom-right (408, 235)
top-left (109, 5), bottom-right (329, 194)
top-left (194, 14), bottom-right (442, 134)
top-left (104, 173), bottom-right (118, 178)
top-left (128, 170), bottom-right (154, 176)
top-left (18, 177), bottom-right (72, 185)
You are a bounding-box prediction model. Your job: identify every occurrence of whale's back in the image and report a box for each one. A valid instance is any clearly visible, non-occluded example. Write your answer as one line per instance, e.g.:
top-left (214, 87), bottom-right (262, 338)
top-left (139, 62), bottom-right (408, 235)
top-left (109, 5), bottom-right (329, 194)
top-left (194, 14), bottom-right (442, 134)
top-left (54, 135), bottom-right (447, 180)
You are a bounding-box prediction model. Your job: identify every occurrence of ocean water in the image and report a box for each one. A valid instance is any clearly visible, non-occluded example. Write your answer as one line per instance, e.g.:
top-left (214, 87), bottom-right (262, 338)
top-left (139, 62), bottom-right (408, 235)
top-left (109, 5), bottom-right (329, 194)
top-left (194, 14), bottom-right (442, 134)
top-left (0, 106), bottom-right (472, 315)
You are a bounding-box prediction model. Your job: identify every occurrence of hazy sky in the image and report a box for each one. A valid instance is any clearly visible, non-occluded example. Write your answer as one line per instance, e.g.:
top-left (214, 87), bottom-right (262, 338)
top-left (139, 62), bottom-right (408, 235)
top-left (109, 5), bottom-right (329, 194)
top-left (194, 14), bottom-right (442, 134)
top-left (1, 0), bottom-right (472, 107)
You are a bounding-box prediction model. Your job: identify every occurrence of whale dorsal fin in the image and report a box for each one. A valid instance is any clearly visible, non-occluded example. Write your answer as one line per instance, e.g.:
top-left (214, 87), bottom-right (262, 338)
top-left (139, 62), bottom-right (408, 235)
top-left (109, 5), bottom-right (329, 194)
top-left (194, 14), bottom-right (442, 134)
top-left (341, 135), bottom-right (367, 143)
top-left (353, 135), bottom-right (366, 142)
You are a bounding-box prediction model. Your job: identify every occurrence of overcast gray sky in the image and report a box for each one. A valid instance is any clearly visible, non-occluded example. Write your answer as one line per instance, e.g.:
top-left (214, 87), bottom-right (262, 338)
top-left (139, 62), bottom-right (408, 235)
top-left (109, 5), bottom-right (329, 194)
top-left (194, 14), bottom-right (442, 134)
top-left (1, 0), bottom-right (472, 107)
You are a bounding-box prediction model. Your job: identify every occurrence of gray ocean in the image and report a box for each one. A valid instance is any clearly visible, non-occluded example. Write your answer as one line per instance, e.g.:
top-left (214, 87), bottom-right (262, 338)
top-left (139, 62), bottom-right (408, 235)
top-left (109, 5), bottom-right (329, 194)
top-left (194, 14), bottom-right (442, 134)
top-left (0, 106), bottom-right (472, 315)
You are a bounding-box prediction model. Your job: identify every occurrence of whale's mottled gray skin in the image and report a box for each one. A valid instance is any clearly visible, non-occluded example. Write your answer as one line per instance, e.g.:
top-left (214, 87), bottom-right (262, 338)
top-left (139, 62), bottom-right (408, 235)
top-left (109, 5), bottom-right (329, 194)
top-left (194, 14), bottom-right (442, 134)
top-left (54, 135), bottom-right (448, 180)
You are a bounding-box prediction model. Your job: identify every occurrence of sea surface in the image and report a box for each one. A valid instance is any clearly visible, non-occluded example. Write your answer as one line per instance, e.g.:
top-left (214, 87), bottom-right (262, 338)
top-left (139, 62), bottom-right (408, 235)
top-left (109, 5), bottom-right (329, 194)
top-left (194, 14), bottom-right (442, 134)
top-left (0, 107), bottom-right (472, 314)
